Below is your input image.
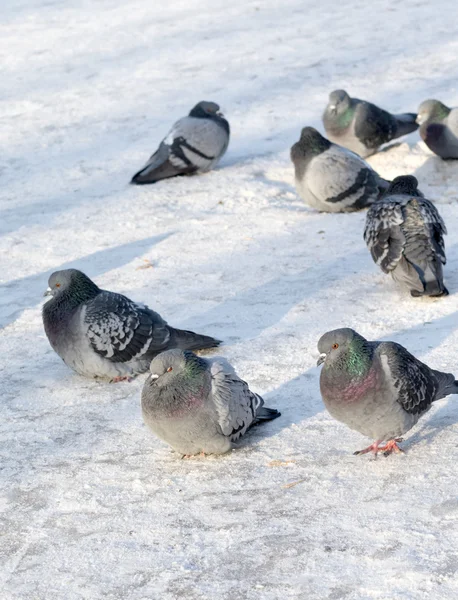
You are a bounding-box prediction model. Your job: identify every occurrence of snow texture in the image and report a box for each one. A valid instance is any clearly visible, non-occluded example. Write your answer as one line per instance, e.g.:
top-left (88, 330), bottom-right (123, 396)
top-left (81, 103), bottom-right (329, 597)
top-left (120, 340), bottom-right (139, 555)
top-left (1, 0), bottom-right (458, 598)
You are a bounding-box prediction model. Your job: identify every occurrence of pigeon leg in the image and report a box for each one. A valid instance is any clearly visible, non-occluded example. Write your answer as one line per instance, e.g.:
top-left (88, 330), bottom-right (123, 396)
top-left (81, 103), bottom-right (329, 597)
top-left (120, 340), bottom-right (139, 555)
top-left (110, 376), bottom-right (133, 383)
top-left (353, 440), bottom-right (382, 456)
top-left (379, 439), bottom-right (405, 456)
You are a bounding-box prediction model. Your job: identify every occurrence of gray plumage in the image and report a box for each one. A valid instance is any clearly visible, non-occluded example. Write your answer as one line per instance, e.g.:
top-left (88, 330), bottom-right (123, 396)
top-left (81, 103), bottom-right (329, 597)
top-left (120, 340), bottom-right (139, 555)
top-left (42, 269), bottom-right (221, 380)
top-left (417, 99), bottom-right (458, 159)
top-left (317, 328), bottom-right (458, 455)
top-left (290, 127), bottom-right (389, 212)
top-left (322, 89), bottom-right (418, 158)
top-left (141, 349), bottom-right (280, 456)
top-left (131, 101), bottom-right (230, 184)
top-left (364, 175), bottom-right (448, 297)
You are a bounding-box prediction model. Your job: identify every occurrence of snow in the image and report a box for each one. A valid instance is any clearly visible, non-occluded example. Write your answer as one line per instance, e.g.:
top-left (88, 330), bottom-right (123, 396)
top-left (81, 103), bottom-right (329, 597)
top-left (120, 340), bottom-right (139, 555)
top-left (1, 0), bottom-right (458, 598)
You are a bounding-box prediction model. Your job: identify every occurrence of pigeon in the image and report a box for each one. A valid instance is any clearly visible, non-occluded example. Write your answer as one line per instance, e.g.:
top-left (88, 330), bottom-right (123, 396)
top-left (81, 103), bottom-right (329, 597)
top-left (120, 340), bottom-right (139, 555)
top-left (42, 269), bottom-right (221, 381)
top-left (290, 127), bottom-right (389, 212)
top-left (364, 175), bottom-right (448, 297)
top-left (131, 101), bottom-right (230, 184)
top-left (141, 349), bottom-right (281, 456)
top-left (322, 89), bottom-right (418, 158)
top-left (416, 99), bottom-right (458, 159)
top-left (317, 328), bottom-right (458, 455)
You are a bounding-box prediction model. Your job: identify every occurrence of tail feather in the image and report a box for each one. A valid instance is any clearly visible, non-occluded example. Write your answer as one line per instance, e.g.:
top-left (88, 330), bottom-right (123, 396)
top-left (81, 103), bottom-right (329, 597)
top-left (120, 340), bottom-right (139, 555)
top-left (251, 392), bottom-right (281, 422)
top-left (394, 113), bottom-right (419, 138)
top-left (168, 327), bottom-right (221, 352)
top-left (256, 406), bottom-right (282, 421)
top-left (131, 143), bottom-right (195, 184)
top-left (432, 371), bottom-right (458, 400)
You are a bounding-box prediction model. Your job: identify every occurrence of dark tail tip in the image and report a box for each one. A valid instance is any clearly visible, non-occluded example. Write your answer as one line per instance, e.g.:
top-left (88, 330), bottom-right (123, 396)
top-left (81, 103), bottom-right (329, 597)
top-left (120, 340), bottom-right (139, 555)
top-left (130, 173), bottom-right (158, 185)
top-left (257, 407), bottom-right (281, 421)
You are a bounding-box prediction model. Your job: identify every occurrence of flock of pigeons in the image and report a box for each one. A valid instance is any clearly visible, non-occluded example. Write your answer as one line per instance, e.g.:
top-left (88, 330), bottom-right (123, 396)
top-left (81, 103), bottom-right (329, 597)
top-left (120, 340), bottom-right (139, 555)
top-left (41, 91), bottom-right (458, 458)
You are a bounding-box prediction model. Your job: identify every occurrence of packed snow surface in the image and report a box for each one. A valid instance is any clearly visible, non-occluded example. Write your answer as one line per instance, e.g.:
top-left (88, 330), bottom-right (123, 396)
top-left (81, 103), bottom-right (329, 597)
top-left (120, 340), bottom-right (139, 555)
top-left (1, 1), bottom-right (458, 598)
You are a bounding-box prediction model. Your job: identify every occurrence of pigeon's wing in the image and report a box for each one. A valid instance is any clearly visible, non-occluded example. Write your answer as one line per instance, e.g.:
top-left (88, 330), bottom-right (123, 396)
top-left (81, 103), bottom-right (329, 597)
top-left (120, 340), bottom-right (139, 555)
top-left (131, 140), bottom-right (195, 183)
top-left (354, 101), bottom-right (397, 147)
top-left (377, 342), bottom-right (439, 414)
top-left (84, 292), bottom-right (170, 362)
top-left (172, 116), bottom-right (229, 171)
top-left (210, 359), bottom-right (262, 441)
top-left (416, 197), bottom-right (447, 265)
top-left (364, 196), bottom-right (407, 272)
top-left (308, 146), bottom-right (379, 210)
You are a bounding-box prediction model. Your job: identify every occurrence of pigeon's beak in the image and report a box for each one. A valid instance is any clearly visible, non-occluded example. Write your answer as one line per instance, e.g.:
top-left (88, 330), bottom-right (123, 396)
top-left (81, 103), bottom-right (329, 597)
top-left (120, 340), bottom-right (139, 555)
top-left (416, 114), bottom-right (423, 125)
top-left (216, 110), bottom-right (224, 118)
top-left (329, 105), bottom-right (336, 113)
top-left (150, 374), bottom-right (159, 381)
top-left (317, 353), bottom-right (326, 367)
top-left (43, 287), bottom-right (52, 297)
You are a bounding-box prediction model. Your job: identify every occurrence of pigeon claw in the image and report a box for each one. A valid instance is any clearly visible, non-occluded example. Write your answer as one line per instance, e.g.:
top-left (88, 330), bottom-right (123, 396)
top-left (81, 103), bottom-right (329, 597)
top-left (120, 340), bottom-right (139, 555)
top-left (353, 438), bottom-right (404, 457)
top-left (110, 376), bottom-right (133, 383)
top-left (380, 439), bottom-right (405, 457)
top-left (353, 440), bottom-right (382, 456)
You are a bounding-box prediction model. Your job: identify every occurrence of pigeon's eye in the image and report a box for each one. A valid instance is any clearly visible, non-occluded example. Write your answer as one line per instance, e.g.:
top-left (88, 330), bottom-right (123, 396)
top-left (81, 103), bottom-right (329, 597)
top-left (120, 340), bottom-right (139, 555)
top-left (332, 343), bottom-right (339, 350)
top-left (55, 283), bottom-right (61, 288)
top-left (166, 367), bottom-right (173, 373)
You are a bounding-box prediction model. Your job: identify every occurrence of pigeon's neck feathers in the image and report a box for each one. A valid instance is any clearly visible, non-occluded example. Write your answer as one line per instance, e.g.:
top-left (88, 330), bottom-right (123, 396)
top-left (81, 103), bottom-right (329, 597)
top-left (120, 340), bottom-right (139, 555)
top-left (329, 337), bottom-right (373, 379)
top-left (184, 352), bottom-right (208, 378)
top-left (43, 278), bottom-right (101, 323)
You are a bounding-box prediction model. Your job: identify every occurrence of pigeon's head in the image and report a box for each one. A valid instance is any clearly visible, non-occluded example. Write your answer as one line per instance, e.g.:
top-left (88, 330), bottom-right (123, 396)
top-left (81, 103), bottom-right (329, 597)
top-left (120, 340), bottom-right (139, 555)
top-left (44, 269), bottom-right (99, 299)
top-left (416, 99), bottom-right (450, 125)
top-left (291, 127), bottom-right (331, 162)
top-left (385, 175), bottom-right (420, 197)
top-left (317, 328), bottom-right (366, 367)
top-left (148, 349), bottom-right (206, 387)
top-left (327, 89), bottom-right (351, 114)
top-left (190, 101), bottom-right (224, 119)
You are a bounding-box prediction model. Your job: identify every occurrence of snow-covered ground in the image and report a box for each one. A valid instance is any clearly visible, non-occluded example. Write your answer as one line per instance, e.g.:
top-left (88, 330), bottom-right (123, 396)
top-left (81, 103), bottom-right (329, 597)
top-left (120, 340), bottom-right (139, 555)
top-left (2, 1), bottom-right (458, 598)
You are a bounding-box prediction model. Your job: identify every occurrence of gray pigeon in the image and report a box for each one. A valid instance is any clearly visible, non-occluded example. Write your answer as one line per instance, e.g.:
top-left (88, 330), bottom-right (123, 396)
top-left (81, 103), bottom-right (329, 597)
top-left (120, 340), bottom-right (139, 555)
top-left (42, 269), bottom-right (221, 381)
top-left (417, 99), bottom-right (458, 159)
top-left (364, 175), bottom-right (448, 297)
top-left (141, 349), bottom-right (280, 456)
top-left (317, 328), bottom-right (458, 455)
top-left (290, 127), bottom-right (389, 212)
top-left (322, 90), bottom-right (418, 158)
top-left (131, 101), bottom-right (230, 184)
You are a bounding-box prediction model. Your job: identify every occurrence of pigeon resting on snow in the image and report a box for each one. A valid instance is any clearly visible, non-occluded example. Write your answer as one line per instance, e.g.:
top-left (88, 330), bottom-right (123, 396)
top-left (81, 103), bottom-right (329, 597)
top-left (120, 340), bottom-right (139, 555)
top-left (42, 269), bottom-right (221, 380)
top-left (364, 175), bottom-right (448, 297)
top-left (131, 101), bottom-right (230, 184)
top-left (416, 99), bottom-right (458, 159)
top-left (317, 328), bottom-right (458, 455)
top-left (141, 349), bottom-right (280, 456)
top-left (290, 127), bottom-right (389, 212)
top-left (322, 89), bottom-right (418, 158)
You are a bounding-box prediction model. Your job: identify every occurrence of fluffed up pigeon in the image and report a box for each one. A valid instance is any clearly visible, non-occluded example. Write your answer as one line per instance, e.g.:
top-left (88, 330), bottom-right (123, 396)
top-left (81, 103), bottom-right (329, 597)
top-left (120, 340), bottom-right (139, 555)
top-left (131, 101), bottom-right (230, 184)
top-left (290, 127), bottom-right (389, 212)
top-left (317, 328), bottom-right (458, 455)
top-left (416, 99), bottom-right (458, 159)
top-left (141, 349), bottom-right (281, 456)
top-left (322, 90), bottom-right (418, 158)
top-left (42, 269), bottom-right (221, 380)
top-left (364, 175), bottom-right (448, 297)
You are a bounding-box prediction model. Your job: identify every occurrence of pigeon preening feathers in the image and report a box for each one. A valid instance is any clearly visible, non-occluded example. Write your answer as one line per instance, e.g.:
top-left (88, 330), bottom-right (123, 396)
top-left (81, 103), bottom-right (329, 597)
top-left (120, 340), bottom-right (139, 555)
top-left (317, 328), bottom-right (458, 455)
top-left (42, 269), bottom-right (221, 380)
top-left (290, 127), bottom-right (389, 212)
top-left (131, 101), bottom-right (230, 184)
top-left (141, 349), bottom-right (281, 456)
top-left (322, 90), bottom-right (418, 158)
top-left (364, 175), bottom-right (448, 297)
top-left (416, 99), bottom-right (458, 159)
